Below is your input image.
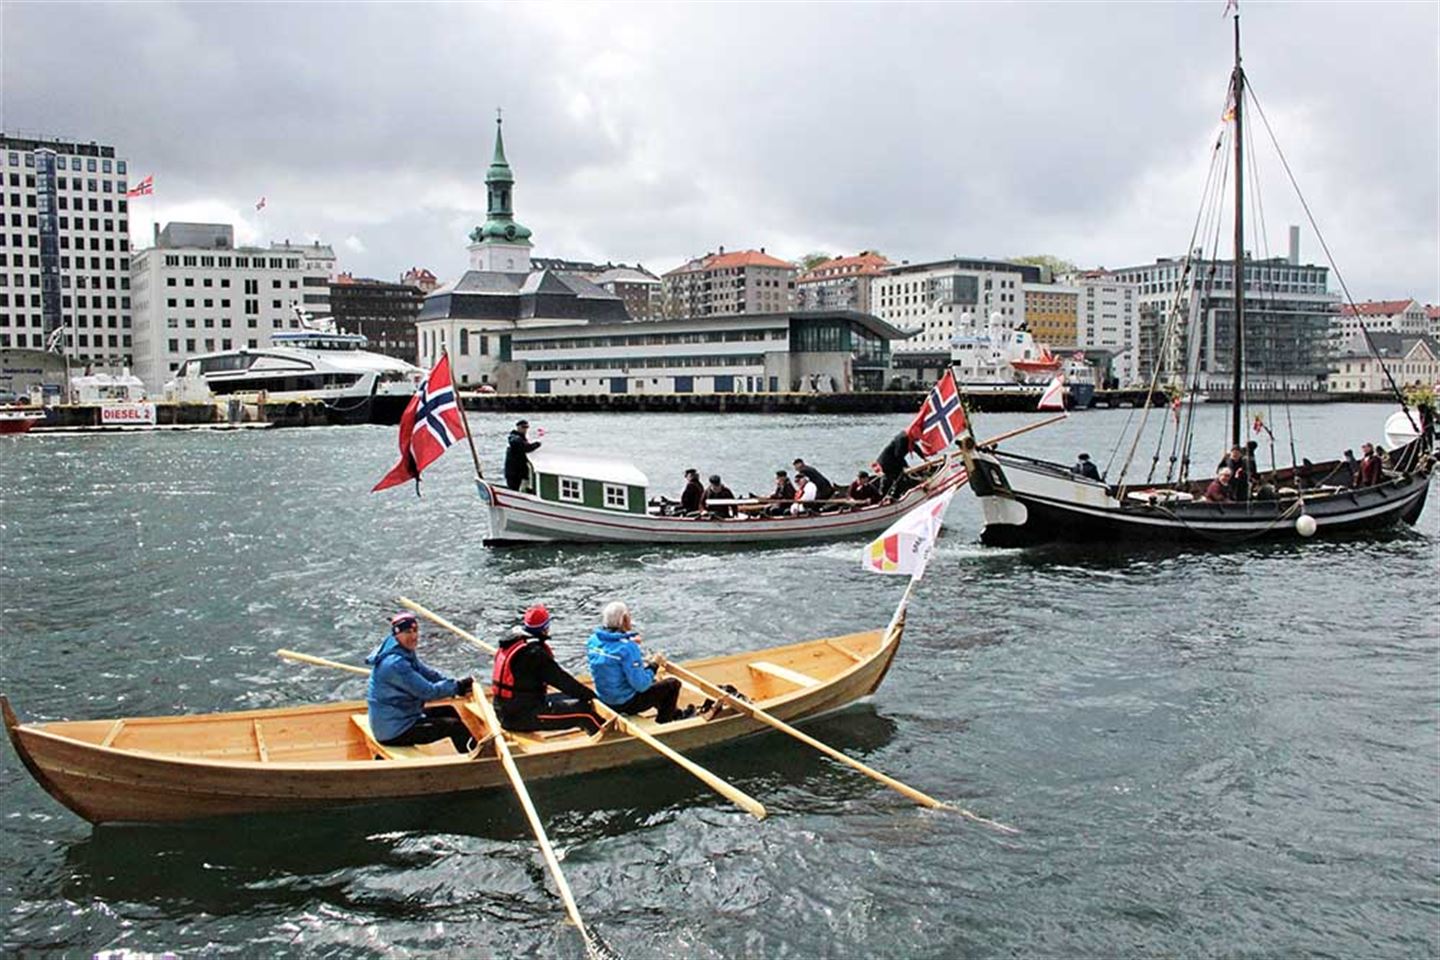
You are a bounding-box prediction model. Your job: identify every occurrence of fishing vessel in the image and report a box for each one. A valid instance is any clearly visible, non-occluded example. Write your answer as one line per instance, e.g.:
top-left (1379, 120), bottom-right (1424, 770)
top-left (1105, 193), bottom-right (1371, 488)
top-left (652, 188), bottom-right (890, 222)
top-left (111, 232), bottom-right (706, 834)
top-left (164, 320), bottom-right (422, 425)
top-left (478, 449), bottom-right (968, 545)
top-left (3, 618), bottom-right (907, 824)
top-left (962, 12), bottom-right (1435, 546)
top-left (949, 310), bottom-right (1092, 407)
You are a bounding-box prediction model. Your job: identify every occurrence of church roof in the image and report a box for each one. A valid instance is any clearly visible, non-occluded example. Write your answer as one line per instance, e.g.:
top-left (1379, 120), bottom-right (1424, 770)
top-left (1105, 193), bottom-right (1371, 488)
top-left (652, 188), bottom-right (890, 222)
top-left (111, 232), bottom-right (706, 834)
top-left (418, 268), bottom-right (630, 323)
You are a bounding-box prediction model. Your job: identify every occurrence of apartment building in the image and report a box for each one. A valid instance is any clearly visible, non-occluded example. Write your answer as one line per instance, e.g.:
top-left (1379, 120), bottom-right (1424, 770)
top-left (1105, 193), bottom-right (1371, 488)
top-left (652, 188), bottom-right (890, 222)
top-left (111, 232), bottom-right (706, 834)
top-left (1022, 282), bottom-right (1079, 349)
top-left (795, 251), bottom-right (891, 313)
top-left (1111, 233), bottom-right (1336, 385)
top-left (130, 222), bottom-right (335, 391)
top-left (330, 273), bottom-right (423, 363)
top-left (0, 135), bottom-right (133, 368)
top-left (591, 266), bottom-right (662, 320)
top-left (1333, 299), bottom-right (1429, 345)
top-left (873, 257), bottom-right (1039, 382)
top-left (401, 267), bottom-right (439, 293)
top-left (662, 248), bottom-right (796, 318)
top-left (1068, 272), bottom-right (1141, 386)
top-left (1328, 333), bottom-right (1439, 393)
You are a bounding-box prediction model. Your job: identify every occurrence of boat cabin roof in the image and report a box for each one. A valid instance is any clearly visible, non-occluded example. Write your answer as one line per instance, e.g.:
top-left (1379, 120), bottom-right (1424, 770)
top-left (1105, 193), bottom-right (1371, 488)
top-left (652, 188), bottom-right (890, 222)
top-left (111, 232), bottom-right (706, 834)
top-left (529, 451), bottom-right (649, 487)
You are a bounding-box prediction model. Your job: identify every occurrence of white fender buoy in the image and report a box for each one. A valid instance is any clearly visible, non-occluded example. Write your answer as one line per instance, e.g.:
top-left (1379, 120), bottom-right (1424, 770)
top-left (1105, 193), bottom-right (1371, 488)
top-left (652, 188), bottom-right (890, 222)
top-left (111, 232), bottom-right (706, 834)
top-left (1296, 514), bottom-right (1317, 537)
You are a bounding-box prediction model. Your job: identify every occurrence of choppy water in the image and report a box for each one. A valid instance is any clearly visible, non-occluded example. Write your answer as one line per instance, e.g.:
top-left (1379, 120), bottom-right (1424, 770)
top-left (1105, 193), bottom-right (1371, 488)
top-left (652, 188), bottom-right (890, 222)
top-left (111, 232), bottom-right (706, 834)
top-left (1, 404), bottom-right (1436, 957)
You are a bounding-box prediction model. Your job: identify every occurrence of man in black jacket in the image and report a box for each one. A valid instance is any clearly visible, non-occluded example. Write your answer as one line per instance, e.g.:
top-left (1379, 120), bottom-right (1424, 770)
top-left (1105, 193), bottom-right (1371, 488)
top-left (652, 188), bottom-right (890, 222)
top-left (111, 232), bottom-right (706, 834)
top-left (491, 604), bottom-right (602, 735)
top-left (875, 431), bottom-right (917, 498)
top-left (791, 458), bottom-right (835, 500)
top-left (679, 468), bottom-right (704, 514)
top-left (504, 420), bottom-right (541, 490)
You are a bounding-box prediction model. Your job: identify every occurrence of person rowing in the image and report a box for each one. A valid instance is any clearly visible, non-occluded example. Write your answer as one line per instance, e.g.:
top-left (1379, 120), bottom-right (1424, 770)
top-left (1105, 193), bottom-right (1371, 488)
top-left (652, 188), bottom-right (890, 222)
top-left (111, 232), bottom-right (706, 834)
top-left (585, 601), bottom-right (693, 724)
top-left (365, 612), bottom-right (475, 754)
top-left (492, 604), bottom-right (602, 735)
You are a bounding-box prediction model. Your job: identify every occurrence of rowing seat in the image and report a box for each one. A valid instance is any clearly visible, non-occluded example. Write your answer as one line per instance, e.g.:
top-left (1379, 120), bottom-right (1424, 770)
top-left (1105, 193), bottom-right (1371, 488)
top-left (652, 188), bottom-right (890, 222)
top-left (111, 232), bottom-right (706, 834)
top-left (747, 661), bottom-right (820, 690)
top-left (350, 714), bottom-right (434, 761)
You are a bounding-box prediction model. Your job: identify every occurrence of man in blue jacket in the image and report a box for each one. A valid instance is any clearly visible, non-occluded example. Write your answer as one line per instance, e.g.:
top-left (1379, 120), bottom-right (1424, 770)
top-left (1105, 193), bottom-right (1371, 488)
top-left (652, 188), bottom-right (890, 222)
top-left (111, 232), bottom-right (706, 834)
top-left (366, 612), bottom-right (475, 753)
top-left (585, 601), bottom-right (691, 723)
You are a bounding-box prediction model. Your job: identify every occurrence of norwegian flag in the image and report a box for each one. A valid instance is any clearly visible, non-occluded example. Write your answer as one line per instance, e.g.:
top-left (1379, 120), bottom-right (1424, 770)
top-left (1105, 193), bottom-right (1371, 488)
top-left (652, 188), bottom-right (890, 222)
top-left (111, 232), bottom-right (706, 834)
top-left (372, 354), bottom-right (467, 493)
top-left (125, 175), bottom-right (153, 198)
top-left (906, 369), bottom-right (969, 456)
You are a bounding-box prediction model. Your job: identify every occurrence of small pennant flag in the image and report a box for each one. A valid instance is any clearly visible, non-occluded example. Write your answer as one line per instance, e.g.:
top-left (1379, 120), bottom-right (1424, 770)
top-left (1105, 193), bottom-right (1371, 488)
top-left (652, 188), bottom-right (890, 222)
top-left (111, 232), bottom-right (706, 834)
top-left (861, 489), bottom-right (955, 578)
top-left (125, 175), bottom-right (153, 198)
top-left (1037, 374), bottom-right (1066, 411)
top-left (255, 196), bottom-right (267, 211)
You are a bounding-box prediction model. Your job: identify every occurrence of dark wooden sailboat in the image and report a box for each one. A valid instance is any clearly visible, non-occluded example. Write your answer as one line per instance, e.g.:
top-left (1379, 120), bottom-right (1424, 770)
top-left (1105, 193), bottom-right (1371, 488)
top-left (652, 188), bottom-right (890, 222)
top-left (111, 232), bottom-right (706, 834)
top-left (963, 11), bottom-right (1435, 547)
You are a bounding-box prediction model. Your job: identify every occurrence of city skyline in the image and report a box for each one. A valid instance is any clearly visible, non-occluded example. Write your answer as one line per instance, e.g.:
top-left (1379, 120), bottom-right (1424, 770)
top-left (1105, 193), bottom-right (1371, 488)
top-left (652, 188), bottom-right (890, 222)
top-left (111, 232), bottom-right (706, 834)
top-left (4, 1), bottom-right (1435, 301)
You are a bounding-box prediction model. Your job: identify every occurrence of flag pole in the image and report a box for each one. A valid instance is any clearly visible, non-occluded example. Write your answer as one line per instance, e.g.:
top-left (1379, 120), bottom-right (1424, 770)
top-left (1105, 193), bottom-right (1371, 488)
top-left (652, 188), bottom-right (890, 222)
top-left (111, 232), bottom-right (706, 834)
top-left (443, 344), bottom-right (485, 480)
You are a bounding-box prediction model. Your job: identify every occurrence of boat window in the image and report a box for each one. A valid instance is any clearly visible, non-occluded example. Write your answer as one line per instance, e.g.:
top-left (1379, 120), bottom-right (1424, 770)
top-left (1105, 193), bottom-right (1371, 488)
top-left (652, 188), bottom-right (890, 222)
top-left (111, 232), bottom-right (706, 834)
top-left (558, 477), bottom-right (583, 503)
top-left (603, 483), bottom-right (628, 511)
top-left (199, 354), bottom-right (256, 373)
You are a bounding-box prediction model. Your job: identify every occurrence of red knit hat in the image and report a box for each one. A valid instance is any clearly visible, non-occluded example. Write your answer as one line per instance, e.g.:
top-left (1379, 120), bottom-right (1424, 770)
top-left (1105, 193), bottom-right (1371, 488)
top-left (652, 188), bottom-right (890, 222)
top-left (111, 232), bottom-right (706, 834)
top-left (522, 604), bottom-right (551, 635)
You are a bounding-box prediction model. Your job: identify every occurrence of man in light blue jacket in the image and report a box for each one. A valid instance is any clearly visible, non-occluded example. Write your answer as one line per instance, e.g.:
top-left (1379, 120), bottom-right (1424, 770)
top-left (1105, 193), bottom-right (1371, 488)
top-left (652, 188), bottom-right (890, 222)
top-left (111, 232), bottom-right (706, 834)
top-left (585, 601), bottom-right (689, 723)
top-left (366, 612), bottom-right (475, 753)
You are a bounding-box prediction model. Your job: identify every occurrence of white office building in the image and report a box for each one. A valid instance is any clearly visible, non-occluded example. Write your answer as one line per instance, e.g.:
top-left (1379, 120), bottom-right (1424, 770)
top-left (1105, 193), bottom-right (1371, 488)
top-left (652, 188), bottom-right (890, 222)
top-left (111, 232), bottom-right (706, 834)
top-left (872, 257), bottom-right (1041, 383)
top-left (1067, 272), bottom-right (1141, 386)
top-left (130, 222), bottom-right (335, 391)
top-left (0, 135), bottom-right (134, 368)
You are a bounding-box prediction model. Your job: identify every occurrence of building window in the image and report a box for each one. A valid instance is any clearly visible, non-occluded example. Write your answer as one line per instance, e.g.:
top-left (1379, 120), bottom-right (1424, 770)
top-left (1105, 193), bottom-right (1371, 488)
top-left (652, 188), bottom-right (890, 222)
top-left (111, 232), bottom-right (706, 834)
top-left (459, 328), bottom-right (470, 355)
top-left (603, 483), bottom-right (628, 511)
top-left (558, 477), bottom-right (583, 503)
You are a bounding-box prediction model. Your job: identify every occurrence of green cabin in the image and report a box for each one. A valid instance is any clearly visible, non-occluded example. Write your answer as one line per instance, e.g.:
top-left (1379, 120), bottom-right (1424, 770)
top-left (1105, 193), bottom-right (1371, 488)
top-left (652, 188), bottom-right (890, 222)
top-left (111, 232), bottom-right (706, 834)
top-left (527, 451), bottom-right (649, 515)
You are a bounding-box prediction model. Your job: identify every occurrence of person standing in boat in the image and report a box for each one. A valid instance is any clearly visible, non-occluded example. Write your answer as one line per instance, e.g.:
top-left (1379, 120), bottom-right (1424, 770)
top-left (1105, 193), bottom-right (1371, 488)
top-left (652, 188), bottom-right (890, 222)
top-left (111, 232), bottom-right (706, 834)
top-left (366, 612), bottom-right (475, 754)
top-left (586, 601), bottom-right (691, 724)
top-left (875, 431), bottom-right (918, 498)
top-left (679, 468), bottom-right (704, 515)
top-left (1072, 453), bottom-right (1101, 481)
top-left (792, 458), bottom-right (835, 500)
top-left (1359, 442), bottom-right (1383, 486)
top-left (701, 474), bottom-right (737, 518)
top-left (492, 604), bottom-right (602, 736)
top-left (1218, 445), bottom-right (1248, 500)
top-left (505, 419), bottom-right (541, 491)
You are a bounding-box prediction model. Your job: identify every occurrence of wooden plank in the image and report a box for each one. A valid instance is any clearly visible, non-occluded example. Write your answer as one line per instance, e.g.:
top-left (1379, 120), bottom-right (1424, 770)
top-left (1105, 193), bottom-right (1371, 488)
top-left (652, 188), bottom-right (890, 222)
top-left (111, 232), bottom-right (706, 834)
top-left (252, 720), bottom-right (269, 762)
top-left (349, 714), bottom-right (431, 761)
top-left (747, 661), bottom-right (821, 689)
top-left (99, 719), bottom-right (125, 748)
top-left (824, 640), bottom-right (866, 663)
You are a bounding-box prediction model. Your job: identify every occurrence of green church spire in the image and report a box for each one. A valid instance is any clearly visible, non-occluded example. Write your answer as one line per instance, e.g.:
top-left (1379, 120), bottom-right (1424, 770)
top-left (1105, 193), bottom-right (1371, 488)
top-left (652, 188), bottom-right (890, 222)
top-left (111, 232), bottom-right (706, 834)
top-left (470, 110), bottom-right (532, 246)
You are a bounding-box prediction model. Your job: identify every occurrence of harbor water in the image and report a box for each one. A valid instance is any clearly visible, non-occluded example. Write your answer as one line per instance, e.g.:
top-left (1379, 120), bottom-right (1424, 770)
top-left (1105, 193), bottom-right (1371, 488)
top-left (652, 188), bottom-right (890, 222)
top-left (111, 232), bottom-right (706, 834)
top-left (1, 404), bottom-right (1435, 957)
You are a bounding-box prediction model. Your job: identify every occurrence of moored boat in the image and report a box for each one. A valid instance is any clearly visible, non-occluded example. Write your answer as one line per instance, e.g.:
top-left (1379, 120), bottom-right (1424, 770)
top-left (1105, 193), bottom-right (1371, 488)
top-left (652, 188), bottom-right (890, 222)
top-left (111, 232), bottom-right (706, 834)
top-left (3, 620), bottom-right (905, 825)
top-left (0, 406), bottom-right (46, 435)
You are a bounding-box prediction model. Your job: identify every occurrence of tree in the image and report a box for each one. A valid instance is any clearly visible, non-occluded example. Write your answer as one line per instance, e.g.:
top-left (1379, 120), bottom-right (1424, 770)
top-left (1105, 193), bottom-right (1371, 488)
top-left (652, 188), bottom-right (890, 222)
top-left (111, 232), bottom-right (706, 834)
top-left (798, 251), bottom-right (833, 272)
top-left (1012, 254), bottom-right (1081, 277)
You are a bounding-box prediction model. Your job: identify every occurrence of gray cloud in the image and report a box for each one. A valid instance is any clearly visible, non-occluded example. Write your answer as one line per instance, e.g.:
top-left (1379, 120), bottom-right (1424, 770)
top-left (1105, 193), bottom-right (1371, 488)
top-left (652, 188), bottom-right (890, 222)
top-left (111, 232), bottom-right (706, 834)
top-left (3, 1), bottom-right (1434, 300)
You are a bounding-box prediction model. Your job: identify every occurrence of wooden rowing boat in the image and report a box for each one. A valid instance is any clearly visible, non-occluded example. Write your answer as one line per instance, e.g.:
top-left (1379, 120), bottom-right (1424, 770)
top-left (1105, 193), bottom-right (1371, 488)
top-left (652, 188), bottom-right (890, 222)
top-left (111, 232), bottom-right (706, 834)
top-left (3, 617), bottom-right (906, 825)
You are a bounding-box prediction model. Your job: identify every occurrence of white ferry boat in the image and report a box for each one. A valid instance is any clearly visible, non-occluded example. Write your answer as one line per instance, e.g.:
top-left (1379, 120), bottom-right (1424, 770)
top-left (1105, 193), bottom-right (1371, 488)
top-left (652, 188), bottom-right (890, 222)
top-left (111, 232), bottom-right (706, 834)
top-left (165, 329), bottom-right (421, 425)
top-left (948, 311), bottom-right (1094, 407)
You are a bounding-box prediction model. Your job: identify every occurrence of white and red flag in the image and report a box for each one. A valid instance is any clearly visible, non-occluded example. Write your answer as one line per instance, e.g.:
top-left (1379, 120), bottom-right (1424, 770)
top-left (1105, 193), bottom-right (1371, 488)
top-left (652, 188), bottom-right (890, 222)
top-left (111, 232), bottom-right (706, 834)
top-left (372, 353), bottom-right (467, 493)
top-left (862, 488), bottom-right (955, 578)
top-left (255, 196), bottom-right (267, 211)
top-left (1037, 374), bottom-right (1066, 411)
top-left (905, 369), bottom-right (969, 456)
top-left (125, 175), bottom-right (153, 198)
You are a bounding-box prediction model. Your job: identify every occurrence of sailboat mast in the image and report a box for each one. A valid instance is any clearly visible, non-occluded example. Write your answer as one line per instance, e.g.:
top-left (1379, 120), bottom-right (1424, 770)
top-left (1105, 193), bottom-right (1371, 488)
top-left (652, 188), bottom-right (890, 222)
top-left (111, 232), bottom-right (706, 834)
top-left (1229, 11), bottom-right (1245, 450)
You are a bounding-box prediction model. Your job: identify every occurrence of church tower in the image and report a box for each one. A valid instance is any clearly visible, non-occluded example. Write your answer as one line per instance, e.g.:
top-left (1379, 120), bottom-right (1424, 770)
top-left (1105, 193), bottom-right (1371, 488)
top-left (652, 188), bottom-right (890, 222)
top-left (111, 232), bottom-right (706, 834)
top-left (468, 112), bottom-right (534, 273)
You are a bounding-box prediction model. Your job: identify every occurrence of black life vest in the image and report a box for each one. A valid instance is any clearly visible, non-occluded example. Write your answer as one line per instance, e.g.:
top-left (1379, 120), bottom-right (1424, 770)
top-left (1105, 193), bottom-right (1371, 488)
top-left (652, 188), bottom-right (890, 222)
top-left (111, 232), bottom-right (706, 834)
top-left (491, 639), bottom-right (552, 700)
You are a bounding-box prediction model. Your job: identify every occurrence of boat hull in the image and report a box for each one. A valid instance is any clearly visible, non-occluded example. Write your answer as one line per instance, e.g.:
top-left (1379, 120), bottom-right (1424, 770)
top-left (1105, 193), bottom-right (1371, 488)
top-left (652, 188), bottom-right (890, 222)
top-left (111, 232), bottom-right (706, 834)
top-left (480, 458), bottom-right (969, 545)
top-left (969, 434), bottom-right (1435, 547)
top-left (0, 411), bottom-right (45, 434)
top-left (4, 627), bottom-right (900, 824)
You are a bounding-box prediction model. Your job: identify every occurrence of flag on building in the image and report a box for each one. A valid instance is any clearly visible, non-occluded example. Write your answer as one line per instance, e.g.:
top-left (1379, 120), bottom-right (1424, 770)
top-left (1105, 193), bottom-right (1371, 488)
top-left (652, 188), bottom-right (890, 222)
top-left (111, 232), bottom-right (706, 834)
top-left (861, 489), bottom-right (955, 578)
top-left (1037, 375), bottom-right (1066, 411)
top-left (255, 196), bottom-right (267, 211)
top-left (905, 369), bottom-right (968, 456)
top-left (125, 175), bottom-right (153, 198)
top-left (372, 353), bottom-right (467, 493)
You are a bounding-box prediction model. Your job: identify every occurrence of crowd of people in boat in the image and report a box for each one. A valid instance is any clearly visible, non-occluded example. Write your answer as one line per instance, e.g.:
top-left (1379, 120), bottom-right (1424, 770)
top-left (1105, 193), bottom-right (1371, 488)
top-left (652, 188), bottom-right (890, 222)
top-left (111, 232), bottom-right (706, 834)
top-left (654, 432), bottom-right (932, 519)
top-left (364, 604), bottom-right (723, 756)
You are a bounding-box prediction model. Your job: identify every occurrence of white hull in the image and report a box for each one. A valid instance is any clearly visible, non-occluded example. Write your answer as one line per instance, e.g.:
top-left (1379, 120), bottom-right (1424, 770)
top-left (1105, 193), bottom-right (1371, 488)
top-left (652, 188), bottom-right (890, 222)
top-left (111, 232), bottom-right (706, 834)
top-left (479, 458), bottom-right (970, 545)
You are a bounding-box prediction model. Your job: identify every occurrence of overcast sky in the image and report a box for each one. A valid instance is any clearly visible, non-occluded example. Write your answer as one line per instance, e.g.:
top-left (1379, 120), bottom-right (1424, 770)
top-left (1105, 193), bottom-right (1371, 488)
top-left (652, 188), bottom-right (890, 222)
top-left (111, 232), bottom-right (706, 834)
top-left (4, 1), bottom-right (1435, 301)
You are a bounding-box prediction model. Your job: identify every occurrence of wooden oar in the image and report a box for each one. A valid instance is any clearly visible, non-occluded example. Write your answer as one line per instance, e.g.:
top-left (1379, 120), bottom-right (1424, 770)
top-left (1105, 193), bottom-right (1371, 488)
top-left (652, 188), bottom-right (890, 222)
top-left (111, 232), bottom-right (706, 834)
top-left (658, 658), bottom-right (1018, 835)
top-left (398, 596), bottom-right (767, 821)
top-left (277, 648), bottom-right (368, 676)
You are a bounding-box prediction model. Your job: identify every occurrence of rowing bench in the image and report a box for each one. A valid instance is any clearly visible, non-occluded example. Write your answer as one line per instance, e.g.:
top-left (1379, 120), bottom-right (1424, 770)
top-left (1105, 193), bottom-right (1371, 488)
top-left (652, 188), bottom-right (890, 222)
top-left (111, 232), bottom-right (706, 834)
top-left (746, 661), bottom-right (820, 690)
top-left (350, 714), bottom-right (441, 761)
